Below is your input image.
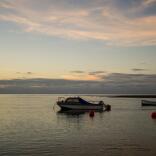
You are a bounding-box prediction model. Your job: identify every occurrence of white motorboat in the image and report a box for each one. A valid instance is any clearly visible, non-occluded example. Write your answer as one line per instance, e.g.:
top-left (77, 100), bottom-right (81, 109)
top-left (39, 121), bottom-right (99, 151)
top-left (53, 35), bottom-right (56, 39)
top-left (57, 97), bottom-right (111, 111)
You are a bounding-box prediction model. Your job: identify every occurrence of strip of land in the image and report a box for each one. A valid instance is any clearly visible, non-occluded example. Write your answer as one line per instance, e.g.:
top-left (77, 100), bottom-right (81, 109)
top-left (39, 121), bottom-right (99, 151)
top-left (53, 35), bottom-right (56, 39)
top-left (109, 95), bottom-right (156, 98)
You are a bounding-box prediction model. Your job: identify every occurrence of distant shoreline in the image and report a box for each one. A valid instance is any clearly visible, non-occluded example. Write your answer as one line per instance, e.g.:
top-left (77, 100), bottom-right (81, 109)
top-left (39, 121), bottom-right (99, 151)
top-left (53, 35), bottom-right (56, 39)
top-left (108, 95), bottom-right (156, 98)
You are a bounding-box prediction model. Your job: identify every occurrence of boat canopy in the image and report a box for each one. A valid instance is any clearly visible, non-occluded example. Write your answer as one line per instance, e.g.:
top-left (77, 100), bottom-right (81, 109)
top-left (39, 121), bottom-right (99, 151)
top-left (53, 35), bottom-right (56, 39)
top-left (65, 97), bottom-right (90, 104)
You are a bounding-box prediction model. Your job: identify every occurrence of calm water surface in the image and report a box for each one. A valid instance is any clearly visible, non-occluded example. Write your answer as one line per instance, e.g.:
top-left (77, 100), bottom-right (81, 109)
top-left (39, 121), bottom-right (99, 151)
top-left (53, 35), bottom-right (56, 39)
top-left (0, 94), bottom-right (156, 156)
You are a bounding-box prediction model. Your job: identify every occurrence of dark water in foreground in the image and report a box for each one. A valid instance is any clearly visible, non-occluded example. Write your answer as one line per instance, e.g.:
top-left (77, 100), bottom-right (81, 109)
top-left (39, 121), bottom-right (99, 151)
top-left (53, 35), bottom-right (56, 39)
top-left (0, 94), bottom-right (156, 156)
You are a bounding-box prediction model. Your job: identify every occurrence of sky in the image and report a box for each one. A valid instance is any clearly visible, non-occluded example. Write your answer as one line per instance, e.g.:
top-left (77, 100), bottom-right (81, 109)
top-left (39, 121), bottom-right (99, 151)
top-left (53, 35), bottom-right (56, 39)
top-left (0, 0), bottom-right (156, 93)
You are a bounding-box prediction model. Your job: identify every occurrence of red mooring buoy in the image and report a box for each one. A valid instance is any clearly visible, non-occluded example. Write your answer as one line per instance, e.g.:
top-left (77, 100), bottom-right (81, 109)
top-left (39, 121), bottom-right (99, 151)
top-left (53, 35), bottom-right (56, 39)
top-left (89, 111), bottom-right (95, 117)
top-left (151, 112), bottom-right (156, 119)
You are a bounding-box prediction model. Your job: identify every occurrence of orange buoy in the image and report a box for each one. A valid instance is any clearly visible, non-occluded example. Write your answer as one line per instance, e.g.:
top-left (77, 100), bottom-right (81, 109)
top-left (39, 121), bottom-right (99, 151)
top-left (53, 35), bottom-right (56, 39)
top-left (151, 112), bottom-right (156, 119)
top-left (89, 111), bottom-right (95, 117)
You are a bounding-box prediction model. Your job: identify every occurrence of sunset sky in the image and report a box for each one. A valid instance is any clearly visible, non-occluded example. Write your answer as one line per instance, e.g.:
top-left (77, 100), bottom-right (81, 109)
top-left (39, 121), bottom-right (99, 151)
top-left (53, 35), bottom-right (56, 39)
top-left (0, 0), bottom-right (156, 93)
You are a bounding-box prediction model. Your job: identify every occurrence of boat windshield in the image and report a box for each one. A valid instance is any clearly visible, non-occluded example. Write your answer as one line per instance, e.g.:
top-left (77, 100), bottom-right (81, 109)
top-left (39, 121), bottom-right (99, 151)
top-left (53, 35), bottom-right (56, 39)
top-left (65, 97), bottom-right (90, 104)
top-left (66, 98), bottom-right (79, 103)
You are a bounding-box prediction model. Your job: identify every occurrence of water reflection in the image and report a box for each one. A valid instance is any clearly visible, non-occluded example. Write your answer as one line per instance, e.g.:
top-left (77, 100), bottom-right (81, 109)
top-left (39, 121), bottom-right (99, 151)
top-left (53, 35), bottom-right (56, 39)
top-left (56, 109), bottom-right (106, 133)
top-left (1, 95), bottom-right (156, 156)
top-left (57, 109), bottom-right (104, 116)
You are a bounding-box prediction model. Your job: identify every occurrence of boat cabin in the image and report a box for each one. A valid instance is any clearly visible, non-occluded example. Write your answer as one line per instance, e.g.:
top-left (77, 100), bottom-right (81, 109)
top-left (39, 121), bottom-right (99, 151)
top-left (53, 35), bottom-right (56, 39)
top-left (65, 97), bottom-right (86, 104)
top-left (57, 97), bottom-right (104, 105)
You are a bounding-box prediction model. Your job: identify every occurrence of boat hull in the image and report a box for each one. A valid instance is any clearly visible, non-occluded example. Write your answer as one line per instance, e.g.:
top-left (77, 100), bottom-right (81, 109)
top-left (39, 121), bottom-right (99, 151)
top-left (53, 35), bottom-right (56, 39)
top-left (142, 100), bottom-right (156, 106)
top-left (58, 103), bottom-right (104, 110)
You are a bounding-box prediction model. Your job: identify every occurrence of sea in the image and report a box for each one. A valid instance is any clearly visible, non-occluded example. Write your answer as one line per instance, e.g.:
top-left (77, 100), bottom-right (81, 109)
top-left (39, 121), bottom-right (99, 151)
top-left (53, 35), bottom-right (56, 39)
top-left (0, 94), bottom-right (156, 156)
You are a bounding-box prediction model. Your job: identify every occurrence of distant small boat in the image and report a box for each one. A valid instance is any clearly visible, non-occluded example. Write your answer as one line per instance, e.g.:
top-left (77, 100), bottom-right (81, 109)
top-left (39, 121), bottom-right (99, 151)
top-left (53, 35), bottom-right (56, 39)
top-left (142, 100), bottom-right (156, 106)
top-left (57, 97), bottom-right (110, 111)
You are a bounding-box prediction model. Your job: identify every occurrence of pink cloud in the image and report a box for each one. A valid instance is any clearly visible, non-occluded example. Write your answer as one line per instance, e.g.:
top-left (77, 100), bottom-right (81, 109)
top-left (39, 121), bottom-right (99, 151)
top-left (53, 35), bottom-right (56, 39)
top-left (0, 0), bottom-right (156, 46)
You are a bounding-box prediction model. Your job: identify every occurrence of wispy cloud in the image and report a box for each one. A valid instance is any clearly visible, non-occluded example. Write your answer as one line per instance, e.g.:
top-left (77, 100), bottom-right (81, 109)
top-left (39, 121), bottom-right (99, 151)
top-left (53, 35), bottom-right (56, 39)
top-left (71, 70), bottom-right (85, 74)
top-left (65, 70), bottom-right (107, 81)
top-left (131, 68), bottom-right (147, 72)
top-left (16, 72), bottom-right (34, 76)
top-left (16, 71), bottom-right (34, 75)
top-left (88, 71), bottom-right (106, 75)
top-left (27, 72), bottom-right (33, 75)
top-left (0, 0), bottom-right (156, 46)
